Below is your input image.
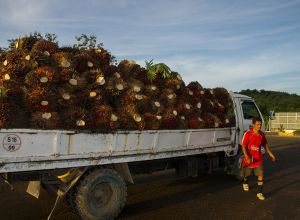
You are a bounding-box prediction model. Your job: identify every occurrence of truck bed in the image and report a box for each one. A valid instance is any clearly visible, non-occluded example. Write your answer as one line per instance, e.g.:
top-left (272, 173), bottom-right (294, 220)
top-left (0, 128), bottom-right (236, 173)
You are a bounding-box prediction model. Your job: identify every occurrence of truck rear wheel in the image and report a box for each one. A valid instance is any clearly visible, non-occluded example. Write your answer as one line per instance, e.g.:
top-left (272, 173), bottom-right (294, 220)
top-left (73, 168), bottom-right (127, 220)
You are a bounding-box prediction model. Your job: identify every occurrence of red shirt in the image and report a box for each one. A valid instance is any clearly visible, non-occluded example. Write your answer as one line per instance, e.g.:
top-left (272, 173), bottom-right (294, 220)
top-left (241, 129), bottom-right (267, 168)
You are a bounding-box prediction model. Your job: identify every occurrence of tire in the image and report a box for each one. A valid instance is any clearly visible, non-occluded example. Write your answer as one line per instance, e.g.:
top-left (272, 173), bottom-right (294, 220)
top-left (66, 187), bottom-right (77, 211)
top-left (233, 151), bottom-right (244, 181)
top-left (73, 168), bottom-right (127, 220)
top-left (41, 181), bottom-right (60, 195)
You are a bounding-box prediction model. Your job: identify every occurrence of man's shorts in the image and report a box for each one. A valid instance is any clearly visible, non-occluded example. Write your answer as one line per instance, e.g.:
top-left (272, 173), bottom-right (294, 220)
top-left (242, 165), bottom-right (264, 178)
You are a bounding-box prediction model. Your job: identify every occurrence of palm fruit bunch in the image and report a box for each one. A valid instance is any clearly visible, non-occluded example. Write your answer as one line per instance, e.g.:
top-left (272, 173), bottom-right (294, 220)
top-left (0, 33), bottom-right (235, 131)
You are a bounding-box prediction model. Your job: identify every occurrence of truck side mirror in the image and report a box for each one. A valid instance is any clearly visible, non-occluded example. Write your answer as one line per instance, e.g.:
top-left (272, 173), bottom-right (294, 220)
top-left (269, 111), bottom-right (275, 120)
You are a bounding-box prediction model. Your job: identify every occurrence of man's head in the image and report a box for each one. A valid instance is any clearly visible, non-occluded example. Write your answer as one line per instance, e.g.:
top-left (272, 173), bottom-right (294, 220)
top-left (252, 117), bottom-right (262, 131)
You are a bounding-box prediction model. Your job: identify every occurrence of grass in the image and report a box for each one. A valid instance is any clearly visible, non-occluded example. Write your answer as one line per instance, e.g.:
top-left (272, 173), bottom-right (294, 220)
top-left (293, 130), bottom-right (300, 136)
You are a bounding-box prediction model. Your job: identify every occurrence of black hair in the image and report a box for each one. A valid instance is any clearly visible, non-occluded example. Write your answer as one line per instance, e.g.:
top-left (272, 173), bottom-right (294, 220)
top-left (252, 117), bottom-right (262, 124)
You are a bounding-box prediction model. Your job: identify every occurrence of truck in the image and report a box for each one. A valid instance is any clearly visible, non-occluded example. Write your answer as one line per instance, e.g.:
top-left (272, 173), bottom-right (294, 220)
top-left (0, 92), bottom-right (265, 220)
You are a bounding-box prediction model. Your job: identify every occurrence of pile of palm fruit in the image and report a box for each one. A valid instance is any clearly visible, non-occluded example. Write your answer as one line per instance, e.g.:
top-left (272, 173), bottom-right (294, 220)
top-left (0, 34), bottom-right (235, 130)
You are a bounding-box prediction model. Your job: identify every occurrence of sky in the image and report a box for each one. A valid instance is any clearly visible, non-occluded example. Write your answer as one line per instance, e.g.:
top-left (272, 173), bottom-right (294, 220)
top-left (0, 0), bottom-right (300, 94)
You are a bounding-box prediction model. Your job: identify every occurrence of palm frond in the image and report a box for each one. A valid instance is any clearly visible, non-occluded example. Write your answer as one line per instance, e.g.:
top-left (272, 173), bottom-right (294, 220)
top-left (145, 59), bottom-right (172, 80)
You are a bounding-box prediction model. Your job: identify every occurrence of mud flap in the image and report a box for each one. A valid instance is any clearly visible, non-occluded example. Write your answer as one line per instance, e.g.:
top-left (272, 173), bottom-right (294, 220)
top-left (47, 167), bottom-right (88, 220)
top-left (26, 181), bottom-right (41, 198)
top-left (114, 163), bottom-right (134, 184)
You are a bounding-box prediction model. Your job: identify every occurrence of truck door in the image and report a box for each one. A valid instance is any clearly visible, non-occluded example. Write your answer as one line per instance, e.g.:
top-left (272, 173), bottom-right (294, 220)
top-left (240, 99), bottom-right (265, 135)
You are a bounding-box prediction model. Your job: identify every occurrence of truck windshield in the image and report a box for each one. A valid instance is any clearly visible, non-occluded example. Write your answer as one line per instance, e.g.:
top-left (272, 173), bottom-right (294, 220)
top-left (241, 100), bottom-right (260, 119)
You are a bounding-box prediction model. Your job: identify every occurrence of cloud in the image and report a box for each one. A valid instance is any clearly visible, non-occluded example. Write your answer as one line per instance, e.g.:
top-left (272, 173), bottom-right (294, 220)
top-left (131, 44), bottom-right (300, 94)
top-left (0, 0), bottom-right (50, 26)
top-left (0, 0), bottom-right (299, 94)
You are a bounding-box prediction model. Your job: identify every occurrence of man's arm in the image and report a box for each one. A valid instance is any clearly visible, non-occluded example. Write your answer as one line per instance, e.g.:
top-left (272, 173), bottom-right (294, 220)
top-left (265, 144), bottom-right (276, 161)
top-left (242, 145), bottom-right (251, 164)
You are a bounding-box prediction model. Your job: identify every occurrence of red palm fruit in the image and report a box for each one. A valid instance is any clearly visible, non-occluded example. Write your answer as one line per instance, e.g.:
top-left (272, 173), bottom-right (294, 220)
top-left (161, 108), bottom-right (178, 129)
top-left (175, 101), bottom-right (193, 116)
top-left (135, 93), bottom-right (149, 111)
top-left (203, 88), bottom-right (215, 99)
top-left (0, 51), bottom-right (7, 64)
top-left (108, 113), bottom-right (120, 130)
top-left (221, 100), bottom-right (236, 127)
top-left (53, 52), bottom-right (73, 69)
top-left (214, 112), bottom-right (232, 128)
top-left (25, 66), bottom-right (58, 87)
top-left (81, 68), bottom-right (106, 86)
top-left (202, 113), bottom-right (222, 128)
top-left (31, 39), bottom-right (59, 55)
top-left (144, 84), bottom-right (160, 98)
top-left (59, 68), bottom-right (79, 82)
top-left (127, 78), bottom-right (144, 93)
top-left (191, 101), bottom-right (202, 115)
top-left (213, 87), bottom-right (230, 106)
top-left (177, 87), bottom-right (194, 102)
top-left (119, 89), bottom-right (136, 105)
top-left (63, 107), bottom-right (91, 129)
top-left (73, 53), bottom-right (96, 73)
top-left (187, 81), bottom-right (204, 98)
top-left (159, 89), bottom-right (176, 107)
top-left (201, 98), bottom-right (216, 113)
top-left (106, 65), bottom-right (118, 78)
top-left (140, 99), bottom-right (164, 114)
top-left (60, 46), bottom-right (80, 54)
top-left (202, 113), bottom-right (215, 128)
top-left (67, 72), bottom-right (90, 90)
top-left (15, 36), bottom-right (41, 52)
top-left (213, 100), bottom-right (225, 113)
top-left (178, 115), bottom-right (189, 129)
top-left (78, 87), bottom-right (104, 108)
top-left (187, 114), bottom-right (205, 129)
top-left (0, 101), bottom-right (30, 128)
top-left (88, 48), bottom-right (111, 71)
top-left (0, 104), bottom-right (3, 128)
top-left (118, 60), bottom-right (136, 78)
top-left (26, 87), bottom-right (57, 112)
top-left (3, 86), bottom-right (25, 103)
top-left (165, 72), bottom-right (185, 91)
top-left (118, 103), bottom-right (145, 130)
top-left (144, 112), bottom-right (162, 130)
top-left (93, 104), bottom-right (113, 129)
top-left (136, 117), bottom-right (146, 130)
top-left (150, 100), bottom-right (164, 114)
top-left (105, 74), bottom-right (127, 99)
top-left (30, 111), bottom-right (60, 129)
top-left (2, 50), bottom-right (37, 79)
top-left (131, 65), bottom-right (149, 83)
top-left (57, 87), bottom-right (78, 108)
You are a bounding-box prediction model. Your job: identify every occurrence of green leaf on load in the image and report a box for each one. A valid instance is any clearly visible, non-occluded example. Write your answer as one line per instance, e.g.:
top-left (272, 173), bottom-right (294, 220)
top-left (145, 59), bottom-right (172, 81)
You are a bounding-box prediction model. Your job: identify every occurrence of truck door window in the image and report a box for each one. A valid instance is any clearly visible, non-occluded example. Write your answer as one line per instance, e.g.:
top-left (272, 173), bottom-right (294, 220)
top-left (241, 100), bottom-right (260, 119)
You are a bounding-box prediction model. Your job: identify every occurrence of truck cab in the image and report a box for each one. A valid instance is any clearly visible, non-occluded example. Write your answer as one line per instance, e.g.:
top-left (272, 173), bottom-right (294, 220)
top-left (231, 92), bottom-right (265, 146)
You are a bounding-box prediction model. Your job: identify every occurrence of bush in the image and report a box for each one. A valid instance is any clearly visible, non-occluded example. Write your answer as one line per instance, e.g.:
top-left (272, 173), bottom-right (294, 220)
top-left (294, 130), bottom-right (300, 135)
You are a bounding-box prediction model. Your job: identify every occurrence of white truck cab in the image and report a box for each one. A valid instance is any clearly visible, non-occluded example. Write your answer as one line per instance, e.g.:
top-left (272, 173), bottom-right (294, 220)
top-left (231, 92), bottom-right (265, 145)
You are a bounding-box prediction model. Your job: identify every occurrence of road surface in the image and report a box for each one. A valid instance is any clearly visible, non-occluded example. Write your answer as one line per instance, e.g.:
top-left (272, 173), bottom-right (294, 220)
top-left (0, 136), bottom-right (299, 220)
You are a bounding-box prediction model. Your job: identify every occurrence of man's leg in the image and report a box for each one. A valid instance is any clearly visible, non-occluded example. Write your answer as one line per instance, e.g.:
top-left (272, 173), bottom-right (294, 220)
top-left (242, 166), bottom-right (252, 191)
top-left (255, 165), bottom-right (265, 200)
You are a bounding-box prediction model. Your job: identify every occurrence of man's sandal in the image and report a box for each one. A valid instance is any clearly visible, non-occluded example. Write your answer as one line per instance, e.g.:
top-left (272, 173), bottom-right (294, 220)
top-left (257, 193), bottom-right (265, 200)
top-left (242, 184), bottom-right (249, 191)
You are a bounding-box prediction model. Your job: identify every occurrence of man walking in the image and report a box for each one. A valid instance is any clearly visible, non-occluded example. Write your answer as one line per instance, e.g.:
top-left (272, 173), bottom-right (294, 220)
top-left (241, 117), bottom-right (276, 200)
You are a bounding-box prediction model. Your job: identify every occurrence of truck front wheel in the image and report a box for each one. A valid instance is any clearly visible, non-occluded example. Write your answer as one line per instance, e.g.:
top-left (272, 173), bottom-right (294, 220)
top-left (233, 151), bottom-right (244, 180)
top-left (74, 168), bottom-right (127, 220)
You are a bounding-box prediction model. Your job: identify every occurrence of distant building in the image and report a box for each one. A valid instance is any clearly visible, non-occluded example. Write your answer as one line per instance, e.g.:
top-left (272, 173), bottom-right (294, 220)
top-left (270, 112), bottom-right (300, 131)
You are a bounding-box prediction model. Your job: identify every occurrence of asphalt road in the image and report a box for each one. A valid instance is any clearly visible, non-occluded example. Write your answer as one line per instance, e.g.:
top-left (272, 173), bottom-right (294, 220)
top-left (0, 136), bottom-right (299, 220)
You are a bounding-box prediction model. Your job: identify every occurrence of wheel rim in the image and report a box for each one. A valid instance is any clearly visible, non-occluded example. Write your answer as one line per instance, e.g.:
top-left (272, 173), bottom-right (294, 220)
top-left (88, 182), bottom-right (113, 209)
